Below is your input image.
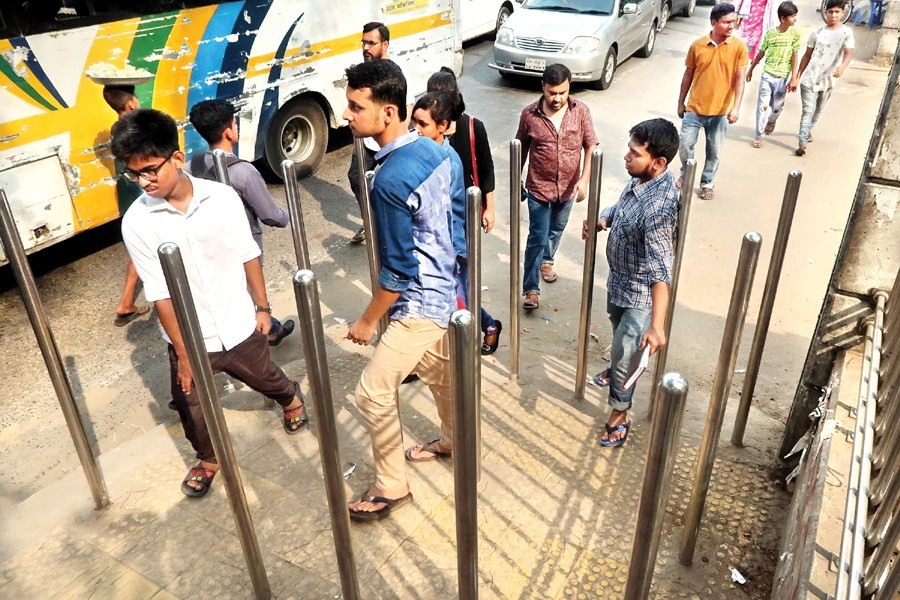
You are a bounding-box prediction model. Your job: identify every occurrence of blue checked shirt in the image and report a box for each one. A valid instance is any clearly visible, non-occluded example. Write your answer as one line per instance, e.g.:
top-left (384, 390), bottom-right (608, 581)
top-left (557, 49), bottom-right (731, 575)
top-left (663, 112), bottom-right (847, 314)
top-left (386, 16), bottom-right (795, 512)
top-left (601, 170), bottom-right (679, 309)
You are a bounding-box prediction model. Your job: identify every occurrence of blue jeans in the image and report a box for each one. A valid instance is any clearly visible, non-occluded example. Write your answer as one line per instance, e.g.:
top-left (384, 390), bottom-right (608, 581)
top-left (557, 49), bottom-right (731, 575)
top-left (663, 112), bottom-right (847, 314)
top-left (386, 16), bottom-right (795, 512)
top-left (679, 112), bottom-right (728, 189)
top-left (607, 301), bottom-right (652, 412)
top-left (269, 315), bottom-right (283, 335)
top-left (455, 262), bottom-right (496, 333)
top-left (798, 84), bottom-right (831, 145)
top-left (523, 192), bottom-right (574, 294)
top-left (755, 73), bottom-right (788, 139)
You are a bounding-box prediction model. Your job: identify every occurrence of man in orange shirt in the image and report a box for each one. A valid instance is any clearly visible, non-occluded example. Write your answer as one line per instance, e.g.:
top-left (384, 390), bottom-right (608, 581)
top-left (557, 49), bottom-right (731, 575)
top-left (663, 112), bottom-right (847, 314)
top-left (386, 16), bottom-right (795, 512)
top-left (676, 3), bottom-right (749, 201)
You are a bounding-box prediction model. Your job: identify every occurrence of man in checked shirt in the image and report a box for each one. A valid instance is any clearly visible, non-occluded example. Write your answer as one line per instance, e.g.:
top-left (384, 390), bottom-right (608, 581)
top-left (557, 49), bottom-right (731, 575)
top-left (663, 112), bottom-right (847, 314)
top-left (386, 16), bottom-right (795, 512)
top-left (583, 119), bottom-right (680, 448)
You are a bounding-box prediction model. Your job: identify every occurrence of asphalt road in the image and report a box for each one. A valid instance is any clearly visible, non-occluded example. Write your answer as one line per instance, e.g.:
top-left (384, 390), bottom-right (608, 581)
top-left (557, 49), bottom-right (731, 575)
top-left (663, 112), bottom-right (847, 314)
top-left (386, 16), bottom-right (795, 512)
top-left (0, 5), bottom-right (887, 517)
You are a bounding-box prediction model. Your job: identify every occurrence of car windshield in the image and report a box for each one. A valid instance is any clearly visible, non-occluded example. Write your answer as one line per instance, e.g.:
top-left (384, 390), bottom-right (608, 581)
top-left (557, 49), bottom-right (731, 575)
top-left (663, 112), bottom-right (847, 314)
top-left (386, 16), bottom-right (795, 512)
top-left (521, 0), bottom-right (614, 15)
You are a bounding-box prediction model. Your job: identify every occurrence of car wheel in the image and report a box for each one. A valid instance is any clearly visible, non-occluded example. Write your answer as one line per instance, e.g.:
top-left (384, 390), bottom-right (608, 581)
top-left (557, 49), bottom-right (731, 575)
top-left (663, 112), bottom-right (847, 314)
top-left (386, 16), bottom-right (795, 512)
top-left (659, 2), bottom-right (671, 29)
top-left (636, 22), bottom-right (657, 57)
top-left (680, 0), bottom-right (696, 17)
top-left (265, 97), bottom-right (328, 180)
top-left (495, 3), bottom-right (512, 33)
top-left (592, 48), bottom-right (617, 90)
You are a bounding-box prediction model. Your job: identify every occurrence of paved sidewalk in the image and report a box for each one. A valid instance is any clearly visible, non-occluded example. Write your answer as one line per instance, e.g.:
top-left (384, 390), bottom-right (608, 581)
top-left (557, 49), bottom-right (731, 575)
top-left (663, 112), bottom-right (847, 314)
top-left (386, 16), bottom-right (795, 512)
top-left (1, 351), bottom-right (787, 599)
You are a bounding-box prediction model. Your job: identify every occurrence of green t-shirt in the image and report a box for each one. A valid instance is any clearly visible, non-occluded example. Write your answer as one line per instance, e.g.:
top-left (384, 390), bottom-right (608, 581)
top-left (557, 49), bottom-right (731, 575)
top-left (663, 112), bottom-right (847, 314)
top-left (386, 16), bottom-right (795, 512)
top-left (760, 27), bottom-right (801, 79)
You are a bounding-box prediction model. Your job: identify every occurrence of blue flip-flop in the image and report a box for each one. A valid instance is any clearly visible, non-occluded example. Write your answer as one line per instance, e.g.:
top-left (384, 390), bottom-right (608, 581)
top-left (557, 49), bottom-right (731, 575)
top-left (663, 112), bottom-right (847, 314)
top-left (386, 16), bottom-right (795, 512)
top-left (600, 420), bottom-right (632, 448)
top-left (593, 364), bottom-right (612, 387)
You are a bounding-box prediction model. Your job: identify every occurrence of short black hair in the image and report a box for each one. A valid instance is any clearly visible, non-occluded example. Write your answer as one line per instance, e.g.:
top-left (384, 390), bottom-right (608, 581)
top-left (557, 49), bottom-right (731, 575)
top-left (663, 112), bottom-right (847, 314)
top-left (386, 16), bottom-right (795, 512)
top-left (110, 108), bottom-right (180, 163)
top-left (362, 21), bottom-right (390, 41)
top-left (629, 118), bottom-right (679, 164)
top-left (413, 92), bottom-right (454, 128)
top-left (777, 1), bottom-right (798, 18)
top-left (102, 85), bottom-right (136, 113)
top-left (426, 67), bottom-right (466, 121)
top-left (710, 2), bottom-right (736, 21)
top-left (542, 63), bottom-right (571, 86)
top-left (823, 0), bottom-right (845, 9)
top-left (346, 59), bottom-right (408, 121)
top-left (189, 99), bottom-right (236, 145)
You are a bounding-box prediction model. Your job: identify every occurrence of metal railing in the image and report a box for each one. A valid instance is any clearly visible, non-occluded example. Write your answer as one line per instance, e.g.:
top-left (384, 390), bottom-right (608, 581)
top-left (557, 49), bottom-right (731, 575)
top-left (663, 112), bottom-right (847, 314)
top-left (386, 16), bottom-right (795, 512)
top-left (836, 268), bottom-right (900, 599)
top-left (509, 140), bottom-right (522, 381)
top-left (466, 186), bottom-right (483, 479)
top-left (575, 148), bottom-right (603, 400)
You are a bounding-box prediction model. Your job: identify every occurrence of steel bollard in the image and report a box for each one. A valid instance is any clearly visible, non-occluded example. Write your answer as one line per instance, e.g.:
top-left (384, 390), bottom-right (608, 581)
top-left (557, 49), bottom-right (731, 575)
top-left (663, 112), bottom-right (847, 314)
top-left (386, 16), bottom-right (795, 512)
top-left (625, 373), bottom-right (689, 600)
top-left (466, 186), bottom-right (483, 479)
top-left (575, 148), bottom-right (603, 399)
top-left (353, 139), bottom-right (379, 306)
top-left (158, 243), bottom-right (271, 600)
top-left (732, 171), bottom-right (802, 446)
top-left (679, 232), bottom-right (762, 566)
top-left (0, 188), bottom-right (110, 510)
top-left (509, 140), bottom-right (522, 381)
top-left (212, 148), bottom-right (232, 186)
top-left (293, 270), bottom-right (361, 600)
top-left (450, 309), bottom-right (480, 600)
top-left (647, 159), bottom-right (697, 422)
top-left (282, 160), bottom-right (311, 270)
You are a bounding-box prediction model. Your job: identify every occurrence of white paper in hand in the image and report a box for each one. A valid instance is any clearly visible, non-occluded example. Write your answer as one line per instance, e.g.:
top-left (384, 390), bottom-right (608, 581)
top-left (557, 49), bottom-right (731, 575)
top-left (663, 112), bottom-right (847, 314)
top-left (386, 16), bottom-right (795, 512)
top-left (622, 345), bottom-right (650, 391)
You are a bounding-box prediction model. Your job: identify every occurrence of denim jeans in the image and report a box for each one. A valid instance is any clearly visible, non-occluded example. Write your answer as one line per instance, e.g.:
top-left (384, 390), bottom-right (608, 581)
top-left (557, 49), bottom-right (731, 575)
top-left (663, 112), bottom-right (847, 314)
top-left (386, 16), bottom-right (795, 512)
top-left (523, 192), bottom-right (574, 294)
top-left (455, 262), bottom-right (496, 333)
top-left (679, 112), bottom-right (728, 189)
top-left (755, 73), bottom-right (789, 139)
top-left (798, 84), bottom-right (832, 145)
top-left (607, 301), bottom-right (652, 412)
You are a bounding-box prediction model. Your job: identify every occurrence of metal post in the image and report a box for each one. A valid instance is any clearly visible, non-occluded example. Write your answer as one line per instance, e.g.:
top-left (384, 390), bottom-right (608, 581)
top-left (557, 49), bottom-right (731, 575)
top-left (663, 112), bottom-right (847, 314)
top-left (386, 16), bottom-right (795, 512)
top-left (282, 160), bottom-right (310, 270)
top-left (866, 451), bottom-right (900, 544)
top-left (679, 232), bottom-right (762, 566)
top-left (625, 373), bottom-right (689, 600)
top-left (450, 309), bottom-right (479, 600)
top-left (353, 140), bottom-right (380, 304)
top-left (732, 171), bottom-right (802, 446)
top-left (158, 243), bottom-right (271, 600)
top-left (575, 149), bottom-right (603, 399)
top-left (0, 189), bottom-right (110, 510)
top-left (647, 159), bottom-right (697, 421)
top-left (509, 140), bottom-right (522, 381)
top-left (466, 186), bottom-right (483, 479)
top-left (212, 148), bottom-right (232, 186)
top-left (870, 409), bottom-right (900, 504)
top-left (292, 270), bottom-right (360, 600)
top-left (835, 317), bottom-right (875, 600)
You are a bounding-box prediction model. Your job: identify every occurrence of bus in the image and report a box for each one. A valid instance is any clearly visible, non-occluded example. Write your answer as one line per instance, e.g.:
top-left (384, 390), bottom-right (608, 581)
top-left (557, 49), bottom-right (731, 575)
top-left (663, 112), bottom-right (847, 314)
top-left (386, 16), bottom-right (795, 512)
top-left (0, 0), bottom-right (461, 262)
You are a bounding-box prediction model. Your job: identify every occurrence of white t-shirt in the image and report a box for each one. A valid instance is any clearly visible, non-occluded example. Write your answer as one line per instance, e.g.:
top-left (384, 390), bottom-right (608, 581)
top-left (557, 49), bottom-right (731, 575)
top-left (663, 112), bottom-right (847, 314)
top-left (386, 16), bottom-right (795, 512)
top-left (363, 56), bottom-right (419, 152)
top-left (800, 25), bottom-right (855, 92)
top-left (122, 174), bottom-right (261, 352)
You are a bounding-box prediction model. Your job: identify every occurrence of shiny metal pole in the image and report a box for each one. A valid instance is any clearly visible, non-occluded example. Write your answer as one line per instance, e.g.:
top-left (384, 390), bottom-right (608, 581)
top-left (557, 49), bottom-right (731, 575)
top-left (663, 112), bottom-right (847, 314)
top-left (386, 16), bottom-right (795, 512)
top-left (646, 159), bottom-right (697, 421)
top-left (732, 171), bottom-right (802, 446)
top-left (450, 309), bottom-right (479, 600)
top-left (575, 149), bottom-right (603, 400)
top-left (679, 232), bottom-right (762, 566)
top-left (509, 140), bottom-right (522, 381)
top-left (0, 188), bottom-right (110, 510)
top-left (158, 243), bottom-right (271, 600)
top-left (282, 160), bottom-right (310, 270)
top-left (466, 186), bottom-right (483, 480)
top-left (625, 373), bottom-right (689, 600)
top-left (293, 270), bottom-right (360, 600)
top-left (212, 148), bottom-right (232, 186)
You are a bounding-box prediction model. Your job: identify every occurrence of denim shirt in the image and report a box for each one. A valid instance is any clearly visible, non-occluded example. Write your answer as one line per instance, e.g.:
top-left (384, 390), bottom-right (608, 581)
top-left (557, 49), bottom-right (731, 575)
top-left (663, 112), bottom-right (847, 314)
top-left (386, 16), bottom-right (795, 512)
top-left (372, 132), bottom-right (457, 327)
top-left (441, 138), bottom-right (468, 259)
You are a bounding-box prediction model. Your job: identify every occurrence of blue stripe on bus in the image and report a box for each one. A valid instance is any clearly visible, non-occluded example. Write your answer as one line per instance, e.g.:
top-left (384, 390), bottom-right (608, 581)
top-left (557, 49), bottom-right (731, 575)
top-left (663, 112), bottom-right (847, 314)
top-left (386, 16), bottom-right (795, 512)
top-left (184, 2), bottom-right (244, 156)
top-left (253, 12), bottom-right (304, 159)
top-left (11, 38), bottom-right (69, 109)
top-left (216, 0), bottom-right (273, 102)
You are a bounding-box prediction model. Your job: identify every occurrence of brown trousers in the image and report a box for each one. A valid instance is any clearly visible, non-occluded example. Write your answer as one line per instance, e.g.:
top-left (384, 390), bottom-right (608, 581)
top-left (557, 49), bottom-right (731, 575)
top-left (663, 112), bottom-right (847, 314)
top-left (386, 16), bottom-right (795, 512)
top-left (168, 330), bottom-right (296, 462)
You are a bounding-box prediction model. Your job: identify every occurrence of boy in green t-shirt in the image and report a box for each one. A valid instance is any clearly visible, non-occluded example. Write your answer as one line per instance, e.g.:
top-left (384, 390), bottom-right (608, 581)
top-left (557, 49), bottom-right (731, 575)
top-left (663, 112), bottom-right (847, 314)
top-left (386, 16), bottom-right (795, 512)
top-left (745, 1), bottom-right (800, 148)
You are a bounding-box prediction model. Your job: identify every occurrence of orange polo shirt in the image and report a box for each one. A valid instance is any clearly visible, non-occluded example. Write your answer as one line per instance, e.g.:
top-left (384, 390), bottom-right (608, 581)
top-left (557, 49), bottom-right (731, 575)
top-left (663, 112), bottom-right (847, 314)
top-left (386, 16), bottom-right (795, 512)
top-left (685, 34), bottom-right (749, 116)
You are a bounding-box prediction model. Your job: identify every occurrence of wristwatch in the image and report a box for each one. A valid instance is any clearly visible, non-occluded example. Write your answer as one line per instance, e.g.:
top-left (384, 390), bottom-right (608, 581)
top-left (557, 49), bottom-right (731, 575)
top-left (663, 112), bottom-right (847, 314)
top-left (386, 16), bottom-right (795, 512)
top-left (255, 302), bottom-right (272, 313)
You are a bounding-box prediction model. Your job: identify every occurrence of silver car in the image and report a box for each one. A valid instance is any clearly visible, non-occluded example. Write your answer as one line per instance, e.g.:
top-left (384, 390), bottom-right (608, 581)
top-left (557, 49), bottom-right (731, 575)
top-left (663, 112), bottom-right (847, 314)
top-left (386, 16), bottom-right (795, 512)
top-left (489, 0), bottom-right (659, 90)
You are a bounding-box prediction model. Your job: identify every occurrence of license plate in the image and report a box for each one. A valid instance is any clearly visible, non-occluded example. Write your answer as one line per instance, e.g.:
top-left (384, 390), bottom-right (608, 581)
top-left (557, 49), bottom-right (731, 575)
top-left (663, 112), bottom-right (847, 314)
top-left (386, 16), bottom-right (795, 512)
top-left (524, 57), bottom-right (545, 71)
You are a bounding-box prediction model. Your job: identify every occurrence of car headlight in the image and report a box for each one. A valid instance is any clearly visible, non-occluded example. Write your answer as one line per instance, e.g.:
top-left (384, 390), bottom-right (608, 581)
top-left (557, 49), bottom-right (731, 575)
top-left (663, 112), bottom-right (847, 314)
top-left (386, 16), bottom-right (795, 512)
top-left (564, 37), bottom-right (601, 54)
top-left (496, 27), bottom-right (515, 47)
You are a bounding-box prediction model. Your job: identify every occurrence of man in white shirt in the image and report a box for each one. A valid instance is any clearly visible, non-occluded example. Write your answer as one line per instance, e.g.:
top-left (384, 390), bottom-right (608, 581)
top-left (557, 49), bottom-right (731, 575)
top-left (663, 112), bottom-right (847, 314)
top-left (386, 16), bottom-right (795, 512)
top-left (112, 108), bottom-right (308, 499)
top-left (347, 21), bottom-right (416, 243)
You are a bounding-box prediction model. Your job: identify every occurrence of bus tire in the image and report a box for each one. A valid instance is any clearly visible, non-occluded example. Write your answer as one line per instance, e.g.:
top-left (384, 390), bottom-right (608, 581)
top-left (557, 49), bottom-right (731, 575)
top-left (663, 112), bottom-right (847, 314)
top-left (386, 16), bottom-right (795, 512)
top-left (265, 97), bottom-right (328, 180)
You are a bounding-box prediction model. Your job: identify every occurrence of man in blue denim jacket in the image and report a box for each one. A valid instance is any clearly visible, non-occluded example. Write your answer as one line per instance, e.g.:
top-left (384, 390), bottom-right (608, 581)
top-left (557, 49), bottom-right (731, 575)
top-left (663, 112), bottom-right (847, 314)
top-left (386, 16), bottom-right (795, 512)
top-left (342, 60), bottom-right (458, 522)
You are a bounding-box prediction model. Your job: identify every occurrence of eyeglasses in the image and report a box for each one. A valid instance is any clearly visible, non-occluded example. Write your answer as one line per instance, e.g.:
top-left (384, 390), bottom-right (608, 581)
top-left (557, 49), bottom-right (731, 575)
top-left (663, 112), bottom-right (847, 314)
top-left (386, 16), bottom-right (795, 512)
top-left (361, 39), bottom-right (384, 48)
top-left (123, 152), bottom-right (174, 183)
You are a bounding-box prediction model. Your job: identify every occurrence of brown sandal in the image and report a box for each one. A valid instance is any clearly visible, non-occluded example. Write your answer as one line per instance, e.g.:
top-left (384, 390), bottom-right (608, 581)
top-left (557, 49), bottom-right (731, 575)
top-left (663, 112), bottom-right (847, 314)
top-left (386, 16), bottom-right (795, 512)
top-left (523, 291), bottom-right (539, 310)
top-left (283, 399), bottom-right (308, 435)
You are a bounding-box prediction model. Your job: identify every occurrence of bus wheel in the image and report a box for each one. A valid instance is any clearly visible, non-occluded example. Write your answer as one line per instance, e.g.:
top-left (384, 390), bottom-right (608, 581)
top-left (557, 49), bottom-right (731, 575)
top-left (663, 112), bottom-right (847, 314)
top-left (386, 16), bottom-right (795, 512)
top-left (265, 98), bottom-right (328, 179)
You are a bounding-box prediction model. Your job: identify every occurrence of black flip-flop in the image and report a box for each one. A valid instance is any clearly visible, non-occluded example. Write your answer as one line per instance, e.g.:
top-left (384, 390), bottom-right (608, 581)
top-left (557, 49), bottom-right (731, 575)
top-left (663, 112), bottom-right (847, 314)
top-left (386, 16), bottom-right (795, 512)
top-left (405, 439), bottom-right (452, 462)
top-left (181, 464), bottom-right (217, 498)
top-left (282, 401), bottom-right (308, 435)
top-left (349, 492), bottom-right (414, 522)
top-left (114, 306), bottom-right (150, 327)
top-left (481, 321), bottom-right (503, 355)
top-left (268, 319), bottom-right (295, 347)
top-left (599, 420), bottom-right (632, 448)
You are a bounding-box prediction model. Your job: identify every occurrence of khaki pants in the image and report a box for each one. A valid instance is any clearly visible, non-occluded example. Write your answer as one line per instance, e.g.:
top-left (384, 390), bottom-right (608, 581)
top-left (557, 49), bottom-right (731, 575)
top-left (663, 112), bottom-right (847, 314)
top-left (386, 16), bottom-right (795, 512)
top-left (356, 317), bottom-right (452, 491)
